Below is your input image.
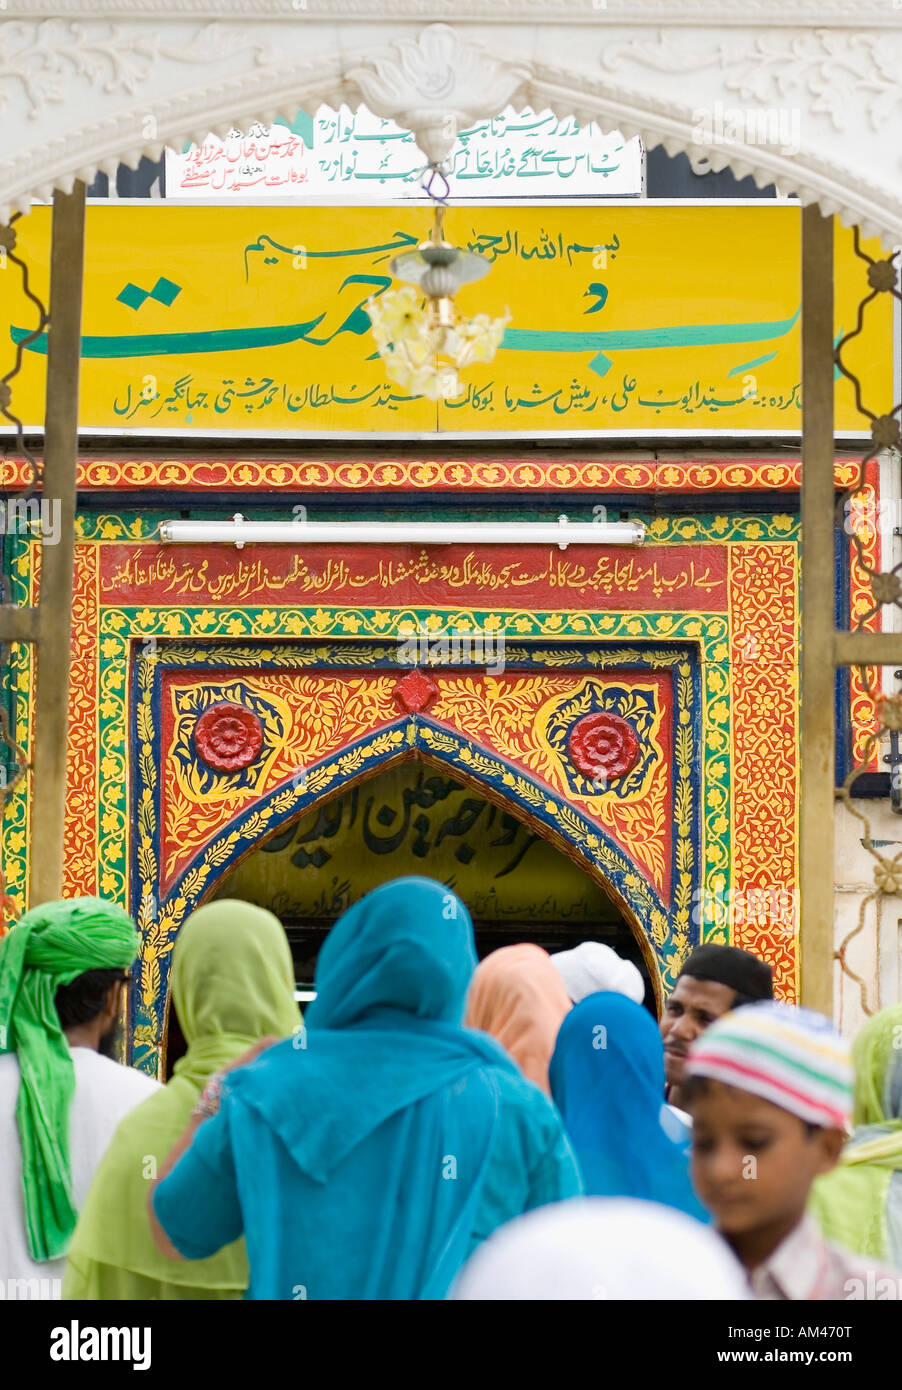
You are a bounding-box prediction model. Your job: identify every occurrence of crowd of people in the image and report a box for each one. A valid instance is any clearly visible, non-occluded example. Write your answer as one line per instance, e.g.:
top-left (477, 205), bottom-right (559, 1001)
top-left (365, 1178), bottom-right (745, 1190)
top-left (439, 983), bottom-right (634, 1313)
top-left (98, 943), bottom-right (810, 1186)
top-left (1, 878), bottom-right (900, 1300)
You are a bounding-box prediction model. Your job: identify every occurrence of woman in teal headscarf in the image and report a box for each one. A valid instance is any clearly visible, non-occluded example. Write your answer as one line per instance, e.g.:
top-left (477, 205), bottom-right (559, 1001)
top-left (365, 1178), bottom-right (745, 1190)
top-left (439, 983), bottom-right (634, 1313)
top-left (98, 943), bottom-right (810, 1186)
top-left (63, 900), bottom-right (301, 1299)
top-left (550, 991), bottom-right (710, 1222)
top-left (149, 877), bottom-right (582, 1299)
top-left (809, 1003), bottom-right (902, 1269)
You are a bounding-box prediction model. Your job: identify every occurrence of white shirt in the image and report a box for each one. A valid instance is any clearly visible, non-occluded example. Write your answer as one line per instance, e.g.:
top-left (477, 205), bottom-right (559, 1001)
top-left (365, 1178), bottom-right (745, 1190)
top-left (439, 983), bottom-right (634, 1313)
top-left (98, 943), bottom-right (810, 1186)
top-left (0, 1047), bottom-right (159, 1297)
top-left (748, 1215), bottom-right (899, 1301)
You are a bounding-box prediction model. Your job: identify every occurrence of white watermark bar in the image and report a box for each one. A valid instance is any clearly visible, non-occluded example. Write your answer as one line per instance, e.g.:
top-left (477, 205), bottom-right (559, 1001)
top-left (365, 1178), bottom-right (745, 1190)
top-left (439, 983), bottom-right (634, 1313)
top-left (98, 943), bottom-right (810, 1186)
top-left (398, 627), bottom-right (507, 674)
top-left (0, 1276), bottom-right (62, 1299)
top-left (157, 515), bottom-right (645, 549)
top-left (0, 496), bottom-right (61, 544)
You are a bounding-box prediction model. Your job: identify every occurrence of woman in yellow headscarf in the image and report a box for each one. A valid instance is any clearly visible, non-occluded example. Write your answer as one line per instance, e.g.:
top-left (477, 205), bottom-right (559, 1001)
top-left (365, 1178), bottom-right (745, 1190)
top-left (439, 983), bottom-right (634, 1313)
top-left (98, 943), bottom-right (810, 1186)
top-left (809, 1003), bottom-right (902, 1270)
top-left (63, 900), bottom-right (300, 1299)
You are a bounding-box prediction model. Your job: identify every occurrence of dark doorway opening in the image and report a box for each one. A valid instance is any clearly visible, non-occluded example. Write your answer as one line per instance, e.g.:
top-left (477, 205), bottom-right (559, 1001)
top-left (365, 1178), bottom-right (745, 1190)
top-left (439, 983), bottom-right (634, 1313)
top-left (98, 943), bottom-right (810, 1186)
top-left (211, 761), bottom-right (653, 1000)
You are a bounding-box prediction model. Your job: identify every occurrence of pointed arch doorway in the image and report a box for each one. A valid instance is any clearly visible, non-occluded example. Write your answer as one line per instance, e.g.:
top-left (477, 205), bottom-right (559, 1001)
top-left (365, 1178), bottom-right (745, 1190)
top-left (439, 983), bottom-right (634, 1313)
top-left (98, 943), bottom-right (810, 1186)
top-left (164, 760), bottom-right (652, 1070)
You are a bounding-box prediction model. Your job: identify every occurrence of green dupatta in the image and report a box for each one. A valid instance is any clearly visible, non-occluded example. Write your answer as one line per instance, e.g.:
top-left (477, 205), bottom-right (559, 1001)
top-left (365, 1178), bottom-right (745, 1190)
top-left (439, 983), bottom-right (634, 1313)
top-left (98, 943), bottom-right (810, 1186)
top-left (809, 1003), bottom-right (902, 1266)
top-left (63, 900), bottom-right (300, 1299)
top-left (0, 897), bottom-right (140, 1261)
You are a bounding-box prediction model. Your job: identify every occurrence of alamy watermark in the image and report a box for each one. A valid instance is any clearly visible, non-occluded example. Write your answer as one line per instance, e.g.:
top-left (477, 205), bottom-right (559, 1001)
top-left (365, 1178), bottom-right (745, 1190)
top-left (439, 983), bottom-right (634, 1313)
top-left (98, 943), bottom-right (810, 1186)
top-left (844, 1272), bottom-right (902, 1300)
top-left (397, 627), bottom-right (506, 676)
top-left (842, 493), bottom-right (902, 542)
top-left (692, 884), bottom-right (797, 933)
top-left (49, 1322), bottom-right (151, 1370)
top-left (691, 102), bottom-right (801, 158)
top-left (0, 496), bottom-right (61, 545)
top-left (1, 1275), bottom-right (62, 1299)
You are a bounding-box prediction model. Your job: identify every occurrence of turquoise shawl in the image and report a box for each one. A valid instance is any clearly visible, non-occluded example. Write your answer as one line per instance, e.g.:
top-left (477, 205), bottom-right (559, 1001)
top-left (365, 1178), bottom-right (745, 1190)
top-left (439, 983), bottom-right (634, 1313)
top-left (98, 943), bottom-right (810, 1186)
top-left (219, 876), bottom-right (522, 1298)
top-left (550, 991), bottom-right (710, 1222)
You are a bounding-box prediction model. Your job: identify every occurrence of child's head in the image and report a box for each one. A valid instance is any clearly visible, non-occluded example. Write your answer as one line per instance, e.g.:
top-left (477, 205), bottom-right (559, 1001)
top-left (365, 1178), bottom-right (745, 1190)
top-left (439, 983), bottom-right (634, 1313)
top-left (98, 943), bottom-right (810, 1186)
top-left (683, 1002), bottom-right (852, 1241)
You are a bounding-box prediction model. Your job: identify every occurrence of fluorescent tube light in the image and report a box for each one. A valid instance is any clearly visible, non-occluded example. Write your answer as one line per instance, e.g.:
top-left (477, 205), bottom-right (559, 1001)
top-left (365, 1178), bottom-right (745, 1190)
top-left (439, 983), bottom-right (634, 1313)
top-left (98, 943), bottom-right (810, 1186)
top-left (158, 515), bottom-right (645, 550)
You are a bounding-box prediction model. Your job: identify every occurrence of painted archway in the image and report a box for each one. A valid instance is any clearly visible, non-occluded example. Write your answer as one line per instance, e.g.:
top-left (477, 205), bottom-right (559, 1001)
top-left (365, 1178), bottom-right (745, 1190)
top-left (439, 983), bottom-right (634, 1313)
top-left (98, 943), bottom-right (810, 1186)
top-left (130, 677), bottom-right (696, 1074)
top-left (1, 12), bottom-right (901, 245)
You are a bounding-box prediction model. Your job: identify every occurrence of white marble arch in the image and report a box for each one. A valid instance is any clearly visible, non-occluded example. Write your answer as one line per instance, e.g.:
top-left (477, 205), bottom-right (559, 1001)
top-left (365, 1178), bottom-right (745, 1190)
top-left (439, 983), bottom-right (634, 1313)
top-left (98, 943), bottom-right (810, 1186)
top-left (1, 5), bottom-right (901, 245)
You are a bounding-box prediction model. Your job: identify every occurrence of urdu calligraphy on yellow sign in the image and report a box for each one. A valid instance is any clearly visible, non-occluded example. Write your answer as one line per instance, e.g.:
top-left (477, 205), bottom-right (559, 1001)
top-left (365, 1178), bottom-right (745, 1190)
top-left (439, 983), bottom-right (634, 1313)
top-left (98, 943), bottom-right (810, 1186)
top-left (3, 204), bottom-right (891, 435)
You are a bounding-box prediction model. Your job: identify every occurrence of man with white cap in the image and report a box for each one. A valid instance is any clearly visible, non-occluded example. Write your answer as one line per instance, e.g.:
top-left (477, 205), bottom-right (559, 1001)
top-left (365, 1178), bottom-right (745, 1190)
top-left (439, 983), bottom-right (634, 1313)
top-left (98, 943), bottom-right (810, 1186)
top-left (550, 941), bottom-right (644, 1007)
top-left (550, 941), bottom-right (694, 1139)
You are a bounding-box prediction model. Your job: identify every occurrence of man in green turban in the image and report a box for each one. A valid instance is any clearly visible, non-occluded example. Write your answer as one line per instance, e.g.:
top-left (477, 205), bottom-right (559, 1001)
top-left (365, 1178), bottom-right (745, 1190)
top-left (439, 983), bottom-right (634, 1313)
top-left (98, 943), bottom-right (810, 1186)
top-left (0, 897), bottom-right (159, 1295)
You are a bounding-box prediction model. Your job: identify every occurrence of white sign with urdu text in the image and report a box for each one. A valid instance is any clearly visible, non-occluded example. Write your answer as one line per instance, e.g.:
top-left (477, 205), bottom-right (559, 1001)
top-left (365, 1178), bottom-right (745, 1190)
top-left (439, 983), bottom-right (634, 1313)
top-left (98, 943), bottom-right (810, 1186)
top-left (164, 104), bottom-right (643, 200)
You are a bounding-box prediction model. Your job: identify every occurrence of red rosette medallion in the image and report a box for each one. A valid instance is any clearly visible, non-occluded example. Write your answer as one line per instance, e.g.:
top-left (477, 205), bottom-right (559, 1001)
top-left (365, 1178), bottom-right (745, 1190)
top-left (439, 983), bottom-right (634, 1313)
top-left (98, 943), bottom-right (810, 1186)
top-left (394, 669), bottom-right (438, 714)
top-left (568, 711), bottom-right (639, 781)
top-left (194, 703), bottom-right (264, 772)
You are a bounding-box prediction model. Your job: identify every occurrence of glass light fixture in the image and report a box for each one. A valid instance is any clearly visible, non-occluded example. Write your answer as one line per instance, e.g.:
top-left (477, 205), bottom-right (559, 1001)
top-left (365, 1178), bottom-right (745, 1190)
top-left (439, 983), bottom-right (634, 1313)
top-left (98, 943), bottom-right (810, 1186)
top-left (367, 202), bottom-right (510, 401)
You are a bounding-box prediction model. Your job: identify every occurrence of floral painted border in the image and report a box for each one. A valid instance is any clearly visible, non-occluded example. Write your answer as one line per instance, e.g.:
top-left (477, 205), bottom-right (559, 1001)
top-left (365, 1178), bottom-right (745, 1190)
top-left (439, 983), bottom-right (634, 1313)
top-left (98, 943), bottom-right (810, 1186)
top-left (0, 456), bottom-right (863, 495)
top-left (120, 635), bottom-right (704, 1074)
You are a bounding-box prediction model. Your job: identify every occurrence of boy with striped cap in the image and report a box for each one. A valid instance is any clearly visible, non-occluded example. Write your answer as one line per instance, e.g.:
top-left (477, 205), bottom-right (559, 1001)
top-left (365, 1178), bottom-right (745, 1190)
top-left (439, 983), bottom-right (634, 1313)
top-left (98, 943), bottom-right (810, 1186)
top-left (684, 1001), bottom-right (899, 1299)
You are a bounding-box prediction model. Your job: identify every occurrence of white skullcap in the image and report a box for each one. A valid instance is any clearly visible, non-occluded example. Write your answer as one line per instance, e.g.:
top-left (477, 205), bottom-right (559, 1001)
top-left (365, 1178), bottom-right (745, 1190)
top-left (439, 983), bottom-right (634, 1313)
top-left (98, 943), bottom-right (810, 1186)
top-left (451, 1198), bottom-right (749, 1301)
top-left (551, 941), bottom-right (645, 1005)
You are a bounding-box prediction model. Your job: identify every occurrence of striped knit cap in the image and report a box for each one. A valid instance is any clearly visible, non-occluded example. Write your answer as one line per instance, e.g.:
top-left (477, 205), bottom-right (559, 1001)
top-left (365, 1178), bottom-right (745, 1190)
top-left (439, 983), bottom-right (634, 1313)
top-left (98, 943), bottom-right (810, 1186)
top-left (685, 1001), bottom-right (853, 1131)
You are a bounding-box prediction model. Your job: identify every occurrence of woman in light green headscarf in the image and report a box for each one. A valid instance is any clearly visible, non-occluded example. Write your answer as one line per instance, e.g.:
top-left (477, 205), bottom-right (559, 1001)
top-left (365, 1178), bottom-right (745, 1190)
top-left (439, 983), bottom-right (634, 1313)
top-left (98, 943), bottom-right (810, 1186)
top-left (809, 1003), bottom-right (902, 1270)
top-left (62, 900), bottom-right (301, 1299)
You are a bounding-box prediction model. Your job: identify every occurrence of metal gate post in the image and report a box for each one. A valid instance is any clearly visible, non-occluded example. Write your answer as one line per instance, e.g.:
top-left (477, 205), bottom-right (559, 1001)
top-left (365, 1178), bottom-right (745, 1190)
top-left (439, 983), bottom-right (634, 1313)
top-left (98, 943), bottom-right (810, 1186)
top-left (27, 184), bottom-right (85, 906)
top-left (799, 204), bottom-right (835, 1013)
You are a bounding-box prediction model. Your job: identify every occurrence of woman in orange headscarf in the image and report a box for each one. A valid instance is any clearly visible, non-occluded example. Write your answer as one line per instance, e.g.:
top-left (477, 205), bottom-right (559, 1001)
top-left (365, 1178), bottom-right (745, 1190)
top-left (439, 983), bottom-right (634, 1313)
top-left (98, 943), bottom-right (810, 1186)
top-left (464, 944), bottom-right (572, 1094)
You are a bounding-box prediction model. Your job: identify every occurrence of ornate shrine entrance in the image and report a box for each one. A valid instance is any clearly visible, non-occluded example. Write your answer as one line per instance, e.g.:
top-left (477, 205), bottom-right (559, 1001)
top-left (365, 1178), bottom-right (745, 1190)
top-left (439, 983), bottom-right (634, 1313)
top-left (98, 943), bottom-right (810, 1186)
top-left (2, 500), bottom-right (811, 1076)
top-left (1, 6), bottom-right (899, 1047)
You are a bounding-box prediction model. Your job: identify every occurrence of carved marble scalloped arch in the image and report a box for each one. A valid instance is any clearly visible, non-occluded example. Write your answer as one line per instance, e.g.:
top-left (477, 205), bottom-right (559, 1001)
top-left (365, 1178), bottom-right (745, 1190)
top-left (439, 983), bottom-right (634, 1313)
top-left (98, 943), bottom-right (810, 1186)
top-left (4, 1), bottom-right (902, 21)
top-left (0, 16), bottom-right (900, 247)
top-left (524, 64), bottom-right (902, 246)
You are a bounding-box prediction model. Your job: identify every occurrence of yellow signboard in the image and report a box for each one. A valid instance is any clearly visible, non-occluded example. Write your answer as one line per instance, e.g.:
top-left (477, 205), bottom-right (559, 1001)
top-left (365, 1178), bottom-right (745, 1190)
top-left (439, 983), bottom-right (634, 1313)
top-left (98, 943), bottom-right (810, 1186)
top-left (2, 204), bottom-right (891, 434)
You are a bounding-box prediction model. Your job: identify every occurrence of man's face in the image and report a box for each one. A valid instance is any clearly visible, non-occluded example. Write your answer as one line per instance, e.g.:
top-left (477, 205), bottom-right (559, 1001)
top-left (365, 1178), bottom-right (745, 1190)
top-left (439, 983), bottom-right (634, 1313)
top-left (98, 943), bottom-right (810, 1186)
top-left (98, 1014), bottom-right (122, 1060)
top-left (688, 1079), bottom-right (842, 1238)
top-left (660, 975), bottom-right (738, 1088)
top-left (98, 980), bottom-right (125, 1060)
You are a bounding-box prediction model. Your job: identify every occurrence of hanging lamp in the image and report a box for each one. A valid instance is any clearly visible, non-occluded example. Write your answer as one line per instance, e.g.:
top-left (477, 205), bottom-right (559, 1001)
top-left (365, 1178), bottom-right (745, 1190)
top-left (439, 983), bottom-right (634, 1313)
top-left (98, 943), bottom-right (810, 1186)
top-left (366, 170), bottom-right (510, 401)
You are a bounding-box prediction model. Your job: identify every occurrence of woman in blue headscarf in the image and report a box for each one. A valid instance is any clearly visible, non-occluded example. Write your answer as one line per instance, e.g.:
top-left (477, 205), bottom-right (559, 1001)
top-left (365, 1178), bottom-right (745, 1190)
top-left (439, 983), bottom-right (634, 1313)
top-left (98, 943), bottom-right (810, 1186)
top-left (148, 877), bottom-right (582, 1299)
top-left (549, 991), bottom-right (709, 1222)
